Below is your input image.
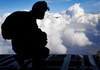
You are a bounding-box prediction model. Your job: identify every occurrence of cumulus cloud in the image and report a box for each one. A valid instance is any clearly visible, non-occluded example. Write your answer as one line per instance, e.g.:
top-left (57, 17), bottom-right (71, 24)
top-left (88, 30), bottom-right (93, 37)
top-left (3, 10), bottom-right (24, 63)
top-left (66, 4), bottom-right (84, 18)
top-left (0, 13), bottom-right (10, 24)
top-left (0, 3), bottom-right (100, 54)
top-left (37, 3), bottom-right (100, 54)
top-left (0, 35), bottom-right (14, 54)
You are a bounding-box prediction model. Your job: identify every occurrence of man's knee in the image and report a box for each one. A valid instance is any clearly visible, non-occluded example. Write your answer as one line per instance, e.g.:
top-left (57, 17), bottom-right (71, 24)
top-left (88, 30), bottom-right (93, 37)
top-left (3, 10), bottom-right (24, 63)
top-left (45, 47), bottom-right (50, 55)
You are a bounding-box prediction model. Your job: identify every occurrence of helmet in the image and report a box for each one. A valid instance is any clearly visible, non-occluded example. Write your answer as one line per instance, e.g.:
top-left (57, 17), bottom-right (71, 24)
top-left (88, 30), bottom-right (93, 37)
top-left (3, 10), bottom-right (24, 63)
top-left (32, 1), bottom-right (50, 11)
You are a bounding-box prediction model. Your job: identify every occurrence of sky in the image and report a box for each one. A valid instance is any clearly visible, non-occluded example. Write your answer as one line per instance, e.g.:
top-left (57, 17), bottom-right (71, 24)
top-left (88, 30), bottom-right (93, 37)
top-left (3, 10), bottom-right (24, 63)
top-left (0, 0), bottom-right (100, 54)
top-left (0, 0), bottom-right (100, 15)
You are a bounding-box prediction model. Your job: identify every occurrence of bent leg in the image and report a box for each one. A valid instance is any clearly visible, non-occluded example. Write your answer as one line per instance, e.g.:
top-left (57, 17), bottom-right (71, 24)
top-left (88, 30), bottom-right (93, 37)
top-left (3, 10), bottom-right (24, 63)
top-left (32, 47), bottom-right (50, 70)
top-left (15, 54), bottom-right (27, 70)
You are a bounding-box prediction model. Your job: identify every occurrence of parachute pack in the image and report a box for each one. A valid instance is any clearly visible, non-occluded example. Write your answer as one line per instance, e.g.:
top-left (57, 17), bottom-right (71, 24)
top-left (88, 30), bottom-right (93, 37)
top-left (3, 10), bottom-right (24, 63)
top-left (1, 15), bottom-right (14, 40)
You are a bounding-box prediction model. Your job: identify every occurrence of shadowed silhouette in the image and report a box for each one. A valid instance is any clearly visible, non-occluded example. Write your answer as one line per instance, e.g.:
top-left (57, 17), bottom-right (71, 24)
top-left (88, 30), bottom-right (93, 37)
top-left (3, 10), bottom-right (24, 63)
top-left (1, 1), bottom-right (50, 70)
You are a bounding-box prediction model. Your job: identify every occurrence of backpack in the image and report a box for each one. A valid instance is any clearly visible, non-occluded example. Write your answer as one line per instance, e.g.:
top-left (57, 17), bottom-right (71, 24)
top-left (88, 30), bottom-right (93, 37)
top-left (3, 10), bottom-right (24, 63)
top-left (1, 15), bottom-right (14, 40)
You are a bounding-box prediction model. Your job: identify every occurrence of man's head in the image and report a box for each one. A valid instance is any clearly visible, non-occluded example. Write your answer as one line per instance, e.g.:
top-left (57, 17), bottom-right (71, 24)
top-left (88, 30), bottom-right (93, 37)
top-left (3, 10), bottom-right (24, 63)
top-left (31, 1), bottom-right (49, 19)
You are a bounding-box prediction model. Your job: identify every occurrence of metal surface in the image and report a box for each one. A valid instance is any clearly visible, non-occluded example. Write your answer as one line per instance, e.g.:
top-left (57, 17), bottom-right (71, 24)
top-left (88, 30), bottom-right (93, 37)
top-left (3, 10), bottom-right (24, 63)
top-left (0, 54), bottom-right (99, 70)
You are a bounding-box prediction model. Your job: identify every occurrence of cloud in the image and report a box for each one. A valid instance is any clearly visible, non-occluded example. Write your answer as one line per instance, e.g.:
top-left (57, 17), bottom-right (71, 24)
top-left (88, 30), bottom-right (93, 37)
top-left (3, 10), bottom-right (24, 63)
top-left (0, 13), bottom-right (10, 24)
top-left (0, 3), bottom-right (100, 54)
top-left (37, 3), bottom-right (100, 54)
top-left (0, 36), bottom-right (14, 54)
top-left (66, 3), bottom-right (84, 18)
top-left (23, 9), bottom-right (29, 11)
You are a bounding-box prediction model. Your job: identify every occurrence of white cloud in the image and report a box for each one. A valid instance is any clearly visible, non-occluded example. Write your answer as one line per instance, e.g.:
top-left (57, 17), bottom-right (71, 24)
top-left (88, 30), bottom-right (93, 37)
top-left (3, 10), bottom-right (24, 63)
top-left (0, 3), bottom-right (100, 54)
top-left (66, 3), bottom-right (84, 18)
top-left (0, 13), bottom-right (10, 24)
top-left (62, 27), bottom-right (93, 47)
top-left (37, 3), bottom-right (100, 54)
top-left (0, 36), bottom-right (14, 54)
top-left (23, 9), bottom-right (29, 11)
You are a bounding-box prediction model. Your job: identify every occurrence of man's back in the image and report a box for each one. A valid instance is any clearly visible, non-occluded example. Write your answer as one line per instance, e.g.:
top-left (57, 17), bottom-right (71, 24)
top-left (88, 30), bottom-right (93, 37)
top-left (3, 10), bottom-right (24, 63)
top-left (10, 11), bottom-right (37, 36)
top-left (5, 11), bottom-right (38, 54)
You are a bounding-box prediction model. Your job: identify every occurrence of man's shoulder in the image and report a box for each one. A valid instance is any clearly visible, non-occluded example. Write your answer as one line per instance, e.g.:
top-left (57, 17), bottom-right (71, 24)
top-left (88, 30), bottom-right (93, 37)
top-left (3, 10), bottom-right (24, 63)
top-left (6, 11), bottom-right (29, 20)
top-left (5, 11), bottom-right (30, 22)
top-left (10, 11), bottom-right (29, 17)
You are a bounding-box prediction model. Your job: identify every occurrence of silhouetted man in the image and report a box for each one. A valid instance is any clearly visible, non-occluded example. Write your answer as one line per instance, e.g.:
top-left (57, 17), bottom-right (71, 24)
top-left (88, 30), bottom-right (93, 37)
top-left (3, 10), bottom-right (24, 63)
top-left (1, 1), bottom-right (50, 70)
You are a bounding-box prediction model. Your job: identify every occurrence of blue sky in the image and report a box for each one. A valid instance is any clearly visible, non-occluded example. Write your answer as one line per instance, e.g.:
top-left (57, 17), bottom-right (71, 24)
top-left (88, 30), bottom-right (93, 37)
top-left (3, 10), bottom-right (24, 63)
top-left (0, 0), bottom-right (100, 16)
